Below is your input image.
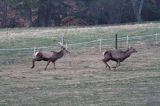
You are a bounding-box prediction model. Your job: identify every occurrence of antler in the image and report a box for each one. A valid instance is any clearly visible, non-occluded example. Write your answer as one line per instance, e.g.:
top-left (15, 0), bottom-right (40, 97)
top-left (58, 42), bottom-right (68, 49)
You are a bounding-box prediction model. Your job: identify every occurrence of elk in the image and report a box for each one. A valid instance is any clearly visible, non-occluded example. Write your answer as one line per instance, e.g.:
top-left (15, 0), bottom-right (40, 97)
top-left (102, 47), bottom-right (137, 70)
top-left (31, 44), bottom-right (70, 70)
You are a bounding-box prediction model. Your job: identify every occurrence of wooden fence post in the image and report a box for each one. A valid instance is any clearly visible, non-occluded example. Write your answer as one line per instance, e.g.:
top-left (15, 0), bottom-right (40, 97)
top-left (34, 47), bottom-right (36, 54)
top-left (126, 35), bottom-right (129, 47)
top-left (115, 34), bottom-right (118, 49)
top-left (99, 39), bottom-right (102, 52)
top-left (61, 34), bottom-right (64, 45)
top-left (156, 33), bottom-right (158, 44)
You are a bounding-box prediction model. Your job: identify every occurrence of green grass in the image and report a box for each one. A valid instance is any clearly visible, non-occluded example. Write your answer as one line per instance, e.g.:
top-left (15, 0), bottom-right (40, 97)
top-left (0, 37), bottom-right (58, 49)
top-left (0, 23), bottom-right (159, 48)
top-left (0, 22), bottom-right (159, 65)
top-left (0, 22), bottom-right (160, 105)
top-left (0, 69), bottom-right (160, 106)
top-left (0, 22), bottom-right (160, 46)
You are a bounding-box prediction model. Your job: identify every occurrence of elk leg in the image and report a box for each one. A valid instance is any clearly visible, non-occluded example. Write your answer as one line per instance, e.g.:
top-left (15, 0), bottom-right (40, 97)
top-left (53, 62), bottom-right (56, 70)
top-left (105, 62), bottom-right (111, 70)
top-left (31, 59), bottom-right (35, 69)
top-left (44, 60), bottom-right (51, 70)
top-left (116, 60), bottom-right (120, 67)
top-left (102, 59), bottom-right (111, 70)
top-left (118, 60), bottom-right (120, 67)
top-left (112, 60), bottom-right (120, 69)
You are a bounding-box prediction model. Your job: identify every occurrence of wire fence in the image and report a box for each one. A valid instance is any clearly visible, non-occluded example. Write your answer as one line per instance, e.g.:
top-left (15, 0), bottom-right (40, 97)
top-left (0, 33), bottom-right (159, 65)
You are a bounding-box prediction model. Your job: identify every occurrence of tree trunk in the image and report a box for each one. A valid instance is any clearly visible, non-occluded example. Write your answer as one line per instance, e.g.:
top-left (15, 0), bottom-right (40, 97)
top-left (29, 8), bottom-right (33, 27)
top-left (1, 0), bottom-right (8, 27)
top-left (131, 0), bottom-right (144, 22)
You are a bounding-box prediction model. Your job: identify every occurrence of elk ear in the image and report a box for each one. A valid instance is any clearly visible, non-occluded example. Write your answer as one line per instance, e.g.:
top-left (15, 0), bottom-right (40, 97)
top-left (61, 46), bottom-right (65, 50)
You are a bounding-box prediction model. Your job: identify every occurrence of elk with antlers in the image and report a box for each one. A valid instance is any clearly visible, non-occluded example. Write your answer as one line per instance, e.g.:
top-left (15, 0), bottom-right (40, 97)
top-left (31, 43), bottom-right (70, 70)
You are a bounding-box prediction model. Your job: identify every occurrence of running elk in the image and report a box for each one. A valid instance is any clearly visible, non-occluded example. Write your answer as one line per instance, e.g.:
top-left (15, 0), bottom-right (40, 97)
top-left (102, 47), bottom-right (137, 70)
top-left (31, 44), bottom-right (70, 70)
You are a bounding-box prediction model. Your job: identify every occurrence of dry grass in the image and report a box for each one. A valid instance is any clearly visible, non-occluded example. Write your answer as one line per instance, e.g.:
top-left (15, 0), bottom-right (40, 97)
top-left (0, 22), bottom-right (160, 41)
top-left (0, 44), bottom-right (160, 105)
top-left (0, 23), bottom-right (160, 105)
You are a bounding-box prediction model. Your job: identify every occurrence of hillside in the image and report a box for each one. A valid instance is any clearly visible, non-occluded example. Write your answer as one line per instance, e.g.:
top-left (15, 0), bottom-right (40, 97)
top-left (0, 23), bottom-right (160, 105)
top-left (0, 0), bottom-right (160, 27)
top-left (0, 22), bottom-right (159, 65)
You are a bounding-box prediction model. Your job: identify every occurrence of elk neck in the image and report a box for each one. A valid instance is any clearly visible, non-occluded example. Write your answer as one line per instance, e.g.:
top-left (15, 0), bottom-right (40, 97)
top-left (56, 50), bottom-right (65, 58)
top-left (123, 49), bottom-right (133, 58)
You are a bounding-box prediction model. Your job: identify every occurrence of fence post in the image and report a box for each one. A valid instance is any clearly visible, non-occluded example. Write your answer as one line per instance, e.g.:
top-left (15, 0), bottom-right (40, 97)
top-left (61, 34), bottom-right (64, 45)
top-left (115, 34), bottom-right (118, 49)
top-left (99, 39), bottom-right (102, 52)
top-left (34, 47), bottom-right (36, 54)
top-left (65, 43), bottom-right (68, 49)
top-left (7, 28), bottom-right (9, 35)
top-left (126, 35), bottom-right (129, 47)
top-left (156, 33), bottom-right (158, 44)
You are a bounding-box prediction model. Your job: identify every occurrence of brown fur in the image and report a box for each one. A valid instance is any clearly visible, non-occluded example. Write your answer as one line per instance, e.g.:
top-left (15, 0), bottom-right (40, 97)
top-left (102, 47), bottom-right (137, 70)
top-left (31, 47), bottom-right (70, 70)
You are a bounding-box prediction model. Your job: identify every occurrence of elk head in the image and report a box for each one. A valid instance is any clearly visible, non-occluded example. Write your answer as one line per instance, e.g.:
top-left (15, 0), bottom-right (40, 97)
top-left (128, 47), bottom-right (137, 53)
top-left (58, 42), bottom-right (70, 54)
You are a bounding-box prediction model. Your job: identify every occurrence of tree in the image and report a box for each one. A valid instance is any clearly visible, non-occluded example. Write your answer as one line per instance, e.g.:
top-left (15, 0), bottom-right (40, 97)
top-left (0, 0), bottom-right (8, 27)
top-left (120, 0), bottom-right (135, 23)
top-left (10, 0), bottom-right (39, 27)
top-left (85, 0), bottom-right (126, 24)
top-left (1, 0), bottom-right (160, 27)
top-left (37, 0), bottom-right (67, 26)
top-left (131, 0), bottom-right (144, 22)
top-left (142, 0), bottom-right (160, 21)
top-left (20, 0), bottom-right (39, 26)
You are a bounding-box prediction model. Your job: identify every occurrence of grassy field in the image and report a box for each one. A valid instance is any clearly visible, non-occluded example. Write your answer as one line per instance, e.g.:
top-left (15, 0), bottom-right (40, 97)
top-left (0, 23), bottom-right (160, 105)
top-left (0, 22), bottom-right (160, 48)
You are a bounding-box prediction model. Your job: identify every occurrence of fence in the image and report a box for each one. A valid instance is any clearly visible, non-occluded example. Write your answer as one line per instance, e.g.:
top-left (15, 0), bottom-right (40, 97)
top-left (0, 33), bottom-right (159, 65)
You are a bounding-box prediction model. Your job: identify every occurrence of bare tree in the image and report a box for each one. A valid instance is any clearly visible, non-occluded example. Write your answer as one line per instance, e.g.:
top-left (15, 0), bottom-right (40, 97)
top-left (87, 0), bottom-right (126, 24)
top-left (107, 0), bottom-right (126, 24)
top-left (131, 0), bottom-right (144, 22)
top-left (0, 0), bottom-right (8, 27)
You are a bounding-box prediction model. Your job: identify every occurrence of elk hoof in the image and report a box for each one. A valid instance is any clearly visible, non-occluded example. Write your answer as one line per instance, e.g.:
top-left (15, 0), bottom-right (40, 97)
top-left (112, 67), bottom-right (117, 71)
top-left (31, 66), bottom-right (34, 69)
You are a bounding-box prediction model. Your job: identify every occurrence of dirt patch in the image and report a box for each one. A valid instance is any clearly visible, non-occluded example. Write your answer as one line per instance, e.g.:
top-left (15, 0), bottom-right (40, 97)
top-left (0, 46), bottom-right (160, 105)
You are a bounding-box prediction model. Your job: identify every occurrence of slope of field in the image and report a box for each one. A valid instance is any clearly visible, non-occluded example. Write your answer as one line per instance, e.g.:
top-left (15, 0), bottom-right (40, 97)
top-left (0, 23), bottom-right (160, 105)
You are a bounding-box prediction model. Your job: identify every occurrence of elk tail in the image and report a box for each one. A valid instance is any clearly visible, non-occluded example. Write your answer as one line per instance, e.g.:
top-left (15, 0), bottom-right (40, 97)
top-left (33, 51), bottom-right (40, 58)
